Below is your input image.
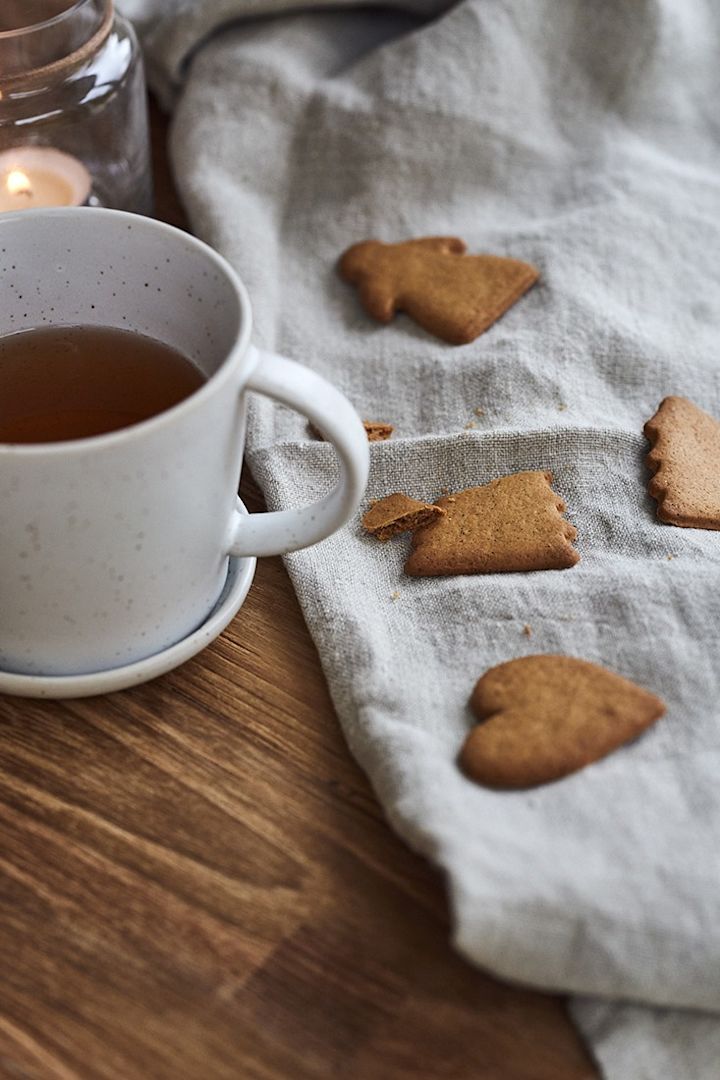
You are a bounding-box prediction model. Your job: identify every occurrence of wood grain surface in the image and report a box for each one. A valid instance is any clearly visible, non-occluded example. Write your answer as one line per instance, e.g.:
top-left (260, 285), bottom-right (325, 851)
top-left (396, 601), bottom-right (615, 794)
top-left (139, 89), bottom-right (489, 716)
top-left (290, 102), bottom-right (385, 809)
top-left (0, 100), bottom-right (598, 1080)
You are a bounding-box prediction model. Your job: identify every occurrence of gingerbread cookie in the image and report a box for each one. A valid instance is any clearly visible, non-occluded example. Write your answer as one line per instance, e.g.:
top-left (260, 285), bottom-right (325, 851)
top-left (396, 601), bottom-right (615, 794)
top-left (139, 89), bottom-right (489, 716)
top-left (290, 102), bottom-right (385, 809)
top-left (310, 419), bottom-right (394, 443)
top-left (644, 396), bottom-right (720, 529)
top-left (363, 420), bottom-right (394, 442)
top-left (461, 655), bottom-right (665, 789)
top-left (338, 237), bottom-right (539, 345)
top-left (405, 471), bottom-right (578, 576)
top-left (362, 493), bottom-right (445, 542)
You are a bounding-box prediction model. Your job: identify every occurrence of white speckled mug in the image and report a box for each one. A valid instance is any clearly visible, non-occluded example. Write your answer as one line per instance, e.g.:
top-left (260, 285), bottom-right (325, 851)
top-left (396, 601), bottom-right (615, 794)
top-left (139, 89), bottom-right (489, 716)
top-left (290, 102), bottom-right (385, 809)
top-left (0, 207), bottom-right (369, 677)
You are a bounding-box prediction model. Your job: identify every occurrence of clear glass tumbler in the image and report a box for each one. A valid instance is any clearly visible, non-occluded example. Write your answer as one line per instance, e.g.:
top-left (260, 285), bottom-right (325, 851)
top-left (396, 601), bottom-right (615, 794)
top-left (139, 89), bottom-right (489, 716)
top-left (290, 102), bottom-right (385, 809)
top-left (0, 0), bottom-right (152, 215)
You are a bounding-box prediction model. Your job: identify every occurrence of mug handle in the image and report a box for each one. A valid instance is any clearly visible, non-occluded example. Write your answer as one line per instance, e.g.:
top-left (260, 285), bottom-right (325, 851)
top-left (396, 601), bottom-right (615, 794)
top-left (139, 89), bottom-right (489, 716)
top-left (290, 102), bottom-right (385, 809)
top-left (226, 346), bottom-right (370, 558)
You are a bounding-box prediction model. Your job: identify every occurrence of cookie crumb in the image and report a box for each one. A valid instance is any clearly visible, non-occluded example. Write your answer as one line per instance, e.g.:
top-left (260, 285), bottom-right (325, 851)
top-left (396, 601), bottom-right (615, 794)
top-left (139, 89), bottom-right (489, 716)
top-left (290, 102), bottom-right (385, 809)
top-left (557, 403), bottom-right (567, 412)
top-left (474, 407), bottom-right (485, 417)
top-left (666, 554), bottom-right (674, 561)
top-left (464, 420), bottom-right (477, 430)
top-left (522, 624), bottom-right (533, 637)
top-left (390, 591), bottom-right (400, 601)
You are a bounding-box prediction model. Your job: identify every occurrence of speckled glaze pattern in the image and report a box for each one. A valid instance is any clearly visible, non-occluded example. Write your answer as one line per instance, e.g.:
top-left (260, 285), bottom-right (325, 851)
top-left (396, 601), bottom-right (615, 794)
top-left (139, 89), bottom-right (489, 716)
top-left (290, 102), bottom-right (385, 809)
top-left (0, 208), bottom-right (369, 678)
top-left (0, 541), bottom-right (256, 698)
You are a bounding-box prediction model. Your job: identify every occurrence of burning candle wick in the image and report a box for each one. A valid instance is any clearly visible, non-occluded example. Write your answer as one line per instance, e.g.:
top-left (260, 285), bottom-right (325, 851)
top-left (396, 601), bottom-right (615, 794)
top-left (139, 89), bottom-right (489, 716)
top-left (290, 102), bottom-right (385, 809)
top-left (0, 150), bottom-right (91, 212)
top-left (6, 170), bottom-right (32, 198)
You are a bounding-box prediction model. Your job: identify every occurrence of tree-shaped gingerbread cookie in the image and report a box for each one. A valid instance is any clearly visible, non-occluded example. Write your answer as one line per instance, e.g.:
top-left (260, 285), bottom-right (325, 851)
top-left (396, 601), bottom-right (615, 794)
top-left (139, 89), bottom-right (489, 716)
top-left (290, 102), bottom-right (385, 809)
top-left (339, 237), bottom-right (538, 345)
top-left (645, 396), bottom-right (720, 528)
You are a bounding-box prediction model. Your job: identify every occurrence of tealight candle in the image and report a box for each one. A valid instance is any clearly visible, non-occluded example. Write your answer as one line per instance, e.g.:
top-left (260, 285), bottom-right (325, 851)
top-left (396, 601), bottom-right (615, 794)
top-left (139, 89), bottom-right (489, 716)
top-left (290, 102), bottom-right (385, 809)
top-left (0, 2), bottom-right (151, 214)
top-left (0, 146), bottom-right (92, 213)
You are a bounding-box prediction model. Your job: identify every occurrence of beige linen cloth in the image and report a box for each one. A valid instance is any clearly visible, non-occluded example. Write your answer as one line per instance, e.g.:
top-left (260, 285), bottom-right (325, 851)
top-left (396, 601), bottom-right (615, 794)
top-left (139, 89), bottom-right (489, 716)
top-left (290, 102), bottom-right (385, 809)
top-left (120, 1), bottom-right (720, 1074)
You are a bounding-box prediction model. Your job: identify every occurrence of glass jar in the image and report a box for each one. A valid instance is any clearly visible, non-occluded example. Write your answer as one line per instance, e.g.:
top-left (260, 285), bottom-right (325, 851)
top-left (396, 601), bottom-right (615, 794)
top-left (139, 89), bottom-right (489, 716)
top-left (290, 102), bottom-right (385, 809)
top-left (0, 0), bottom-right (152, 214)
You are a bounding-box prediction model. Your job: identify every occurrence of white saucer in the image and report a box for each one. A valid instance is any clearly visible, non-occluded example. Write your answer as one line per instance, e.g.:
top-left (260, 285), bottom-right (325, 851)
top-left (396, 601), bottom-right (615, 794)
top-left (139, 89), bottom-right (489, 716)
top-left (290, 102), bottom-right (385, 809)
top-left (0, 553), bottom-right (256, 700)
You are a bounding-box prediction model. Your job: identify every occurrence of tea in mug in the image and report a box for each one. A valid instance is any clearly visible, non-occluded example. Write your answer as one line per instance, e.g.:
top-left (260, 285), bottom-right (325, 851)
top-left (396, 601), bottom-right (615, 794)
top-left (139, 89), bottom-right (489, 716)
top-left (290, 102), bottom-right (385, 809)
top-left (0, 324), bottom-right (205, 444)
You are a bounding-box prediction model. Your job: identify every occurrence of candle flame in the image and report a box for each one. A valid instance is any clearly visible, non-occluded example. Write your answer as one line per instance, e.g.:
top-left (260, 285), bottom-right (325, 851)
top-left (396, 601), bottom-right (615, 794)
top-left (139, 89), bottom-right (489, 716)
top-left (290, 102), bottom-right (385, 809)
top-left (6, 169), bottom-right (32, 197)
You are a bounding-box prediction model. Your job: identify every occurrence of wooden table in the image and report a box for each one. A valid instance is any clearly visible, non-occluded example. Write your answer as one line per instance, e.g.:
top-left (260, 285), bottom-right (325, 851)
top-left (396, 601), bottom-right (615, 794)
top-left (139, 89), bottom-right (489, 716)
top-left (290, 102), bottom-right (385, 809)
top-left (0, 102), bottom-right (597, 1080)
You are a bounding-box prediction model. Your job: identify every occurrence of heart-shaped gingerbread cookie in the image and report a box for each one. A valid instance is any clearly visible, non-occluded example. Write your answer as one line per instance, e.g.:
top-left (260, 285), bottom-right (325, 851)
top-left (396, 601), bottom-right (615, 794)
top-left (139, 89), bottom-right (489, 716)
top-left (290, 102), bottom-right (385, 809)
top-left (460, 655), bottom-right (665, 789)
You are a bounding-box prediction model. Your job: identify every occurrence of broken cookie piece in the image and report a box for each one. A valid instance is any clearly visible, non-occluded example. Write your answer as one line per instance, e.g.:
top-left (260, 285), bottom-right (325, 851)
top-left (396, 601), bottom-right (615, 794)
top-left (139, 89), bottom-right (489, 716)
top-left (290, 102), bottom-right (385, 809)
top-left (405, 471), bottom-right (578, 576)
top-left (362, 493), bottom-right (446, 542)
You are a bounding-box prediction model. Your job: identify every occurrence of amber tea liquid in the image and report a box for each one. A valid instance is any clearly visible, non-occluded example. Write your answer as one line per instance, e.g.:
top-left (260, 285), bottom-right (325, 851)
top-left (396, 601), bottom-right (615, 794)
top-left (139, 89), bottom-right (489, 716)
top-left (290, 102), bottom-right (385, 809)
top-left (0, 325), bottom-right (205, 444)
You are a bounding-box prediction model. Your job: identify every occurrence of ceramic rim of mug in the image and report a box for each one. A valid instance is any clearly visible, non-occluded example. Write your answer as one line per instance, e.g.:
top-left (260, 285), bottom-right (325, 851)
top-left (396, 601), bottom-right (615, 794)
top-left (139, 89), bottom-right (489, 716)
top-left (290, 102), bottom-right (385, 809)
top-left (0, 206), bottom-right (254, 456)
top-left (0, 0), bottom-right (114, 90)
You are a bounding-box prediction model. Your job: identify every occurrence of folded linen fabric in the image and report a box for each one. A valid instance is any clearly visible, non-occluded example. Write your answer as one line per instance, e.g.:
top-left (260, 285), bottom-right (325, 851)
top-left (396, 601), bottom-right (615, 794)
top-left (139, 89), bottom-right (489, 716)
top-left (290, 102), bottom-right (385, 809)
top-left (120, 2), bottom-right (720, 1074)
